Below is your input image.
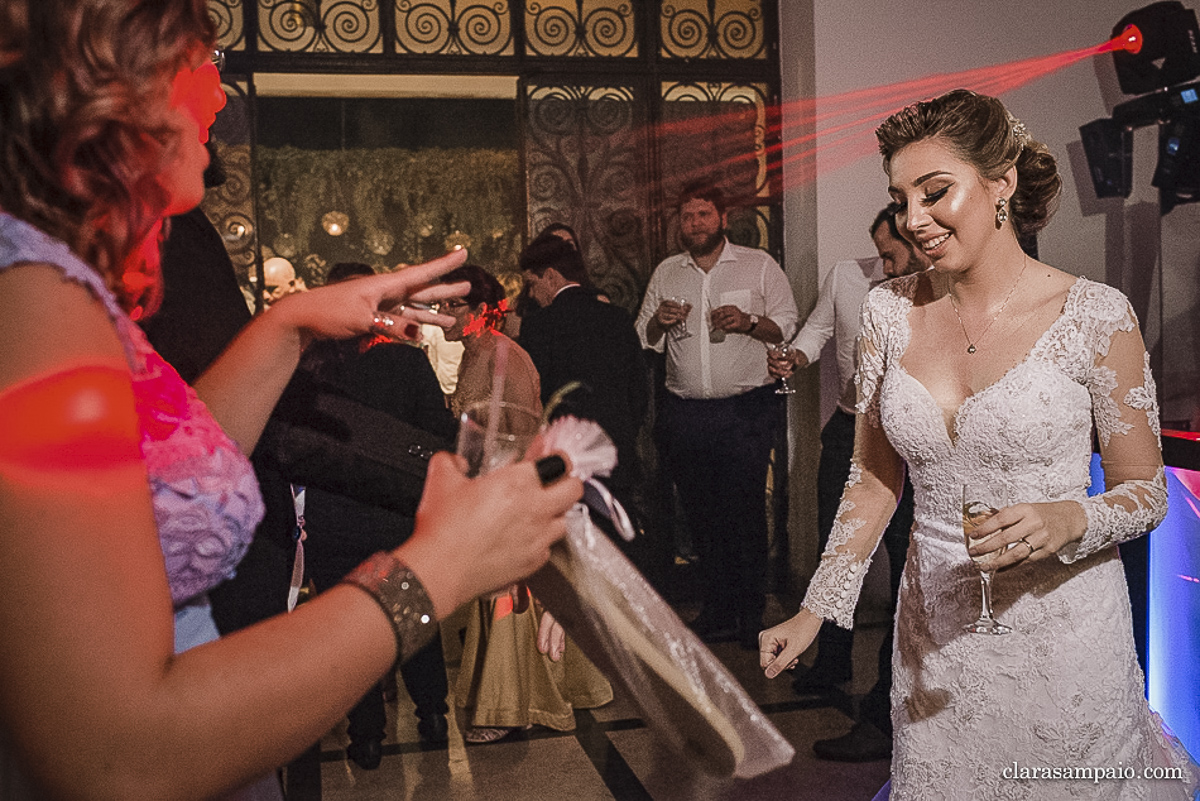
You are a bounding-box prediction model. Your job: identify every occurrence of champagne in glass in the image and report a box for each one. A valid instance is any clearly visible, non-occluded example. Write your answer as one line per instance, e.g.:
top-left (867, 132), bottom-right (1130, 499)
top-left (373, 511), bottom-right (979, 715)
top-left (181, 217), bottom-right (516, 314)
top-left (961, 484), bottom-right (1012, 635)
top-left (772, 342), bottom-right (797, 395)
top-left (456, 400), bottom-right (541, 477)
top-left (668, 297), bottom-right (693, 340)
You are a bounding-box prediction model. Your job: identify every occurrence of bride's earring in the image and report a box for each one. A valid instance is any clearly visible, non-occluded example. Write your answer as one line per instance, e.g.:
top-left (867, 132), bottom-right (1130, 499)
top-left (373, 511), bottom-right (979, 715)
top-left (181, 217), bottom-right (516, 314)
top-left (995, 197), bottom-right (1009, 228)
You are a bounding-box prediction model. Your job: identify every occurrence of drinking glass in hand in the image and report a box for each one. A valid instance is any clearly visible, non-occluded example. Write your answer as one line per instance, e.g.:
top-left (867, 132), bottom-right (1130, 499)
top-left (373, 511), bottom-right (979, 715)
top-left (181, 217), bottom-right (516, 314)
top-left (772, 343), bottom-right (796, 395)
top-left (961, 483), bottom-right (1013, 635)
top-left (457, 400), bottom-right (541, 477)
top-left (667, 297), bottom-right (693, 340)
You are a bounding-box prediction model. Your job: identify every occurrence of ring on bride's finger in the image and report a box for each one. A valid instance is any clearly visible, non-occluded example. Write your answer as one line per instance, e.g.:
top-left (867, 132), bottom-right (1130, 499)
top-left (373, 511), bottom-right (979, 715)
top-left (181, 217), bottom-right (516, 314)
top-left (372, 313), bottom-right (395, 329)
top-left (1018, 537), bottom-right (1035, 556)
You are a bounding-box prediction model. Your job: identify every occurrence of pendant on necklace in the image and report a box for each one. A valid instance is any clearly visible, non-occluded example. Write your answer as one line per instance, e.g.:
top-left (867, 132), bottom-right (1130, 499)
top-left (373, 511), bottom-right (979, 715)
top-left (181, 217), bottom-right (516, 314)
top-left (967, 344), bottom-right (977, 354)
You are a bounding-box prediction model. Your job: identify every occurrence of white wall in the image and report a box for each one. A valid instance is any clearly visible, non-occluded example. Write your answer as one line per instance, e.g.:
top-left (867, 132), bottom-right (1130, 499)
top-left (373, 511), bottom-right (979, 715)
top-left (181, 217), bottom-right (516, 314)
top-left (779, 0), bottom-right (1200, 589)
top-left (804, 0), bottom-right (1178, 279)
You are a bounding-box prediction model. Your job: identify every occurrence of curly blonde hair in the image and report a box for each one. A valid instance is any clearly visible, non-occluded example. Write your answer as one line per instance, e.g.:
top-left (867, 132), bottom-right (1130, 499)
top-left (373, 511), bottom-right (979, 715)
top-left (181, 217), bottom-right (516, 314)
top-left (876, 89), bottom-right (1061, 238)
top-left (0, 0), bottom-right (216, 313)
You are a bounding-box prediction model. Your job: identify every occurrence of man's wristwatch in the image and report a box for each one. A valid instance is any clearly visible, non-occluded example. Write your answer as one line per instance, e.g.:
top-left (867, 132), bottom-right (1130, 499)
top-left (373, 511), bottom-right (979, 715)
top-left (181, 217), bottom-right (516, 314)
top-left (746, 314), bottom-right (760, 334)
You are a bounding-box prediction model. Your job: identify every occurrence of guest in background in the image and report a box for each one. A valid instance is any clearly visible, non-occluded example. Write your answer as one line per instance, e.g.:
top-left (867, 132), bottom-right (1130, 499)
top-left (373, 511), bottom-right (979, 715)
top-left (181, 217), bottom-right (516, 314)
top-left (636, 179), bottom-right (798, 650)
top-left (518, 236), bottom-right (650, 564)
top-left (442, 264), bottom-right (612, 744)
top-left (285, 262), bottom-right (458, 768)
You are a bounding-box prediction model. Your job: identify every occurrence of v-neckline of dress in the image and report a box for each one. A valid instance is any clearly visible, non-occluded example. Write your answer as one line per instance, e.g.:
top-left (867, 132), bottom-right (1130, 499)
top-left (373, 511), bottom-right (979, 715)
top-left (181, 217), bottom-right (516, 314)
top-left (893, 276), bottom-right (1084, 447)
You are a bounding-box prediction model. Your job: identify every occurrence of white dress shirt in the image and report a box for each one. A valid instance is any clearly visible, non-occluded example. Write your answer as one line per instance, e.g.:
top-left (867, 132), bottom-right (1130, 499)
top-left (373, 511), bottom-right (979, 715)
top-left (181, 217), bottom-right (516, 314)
top-left (636, 241), bottom-right (799, 400)
top-left (791, 256), bottom-right (885, 415)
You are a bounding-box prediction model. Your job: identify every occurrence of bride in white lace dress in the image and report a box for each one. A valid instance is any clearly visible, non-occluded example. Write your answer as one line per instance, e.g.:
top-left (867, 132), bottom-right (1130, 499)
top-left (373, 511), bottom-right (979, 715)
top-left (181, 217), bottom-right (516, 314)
top-left (760, 90), bottom-right (1199, 800)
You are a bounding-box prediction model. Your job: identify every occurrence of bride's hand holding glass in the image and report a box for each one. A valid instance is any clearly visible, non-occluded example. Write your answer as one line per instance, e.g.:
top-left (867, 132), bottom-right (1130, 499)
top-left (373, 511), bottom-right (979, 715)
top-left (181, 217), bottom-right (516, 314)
top-left (965, 497), bottom-right (1089, 571)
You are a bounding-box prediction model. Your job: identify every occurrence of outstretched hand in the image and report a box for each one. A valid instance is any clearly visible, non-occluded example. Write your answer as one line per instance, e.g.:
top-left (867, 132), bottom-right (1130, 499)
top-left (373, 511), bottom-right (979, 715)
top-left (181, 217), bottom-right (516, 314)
top-left (269, 248), bottom-right (471, 342)
top-left (397, 452), bottom-right (583, 620)
top-left (759, 608), bottom-right (823, 679)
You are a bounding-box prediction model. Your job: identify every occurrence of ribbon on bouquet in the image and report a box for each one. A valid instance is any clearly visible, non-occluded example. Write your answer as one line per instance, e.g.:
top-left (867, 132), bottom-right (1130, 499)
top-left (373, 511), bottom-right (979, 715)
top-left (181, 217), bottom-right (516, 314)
top-left (538, 416), bottom-right (635, 542)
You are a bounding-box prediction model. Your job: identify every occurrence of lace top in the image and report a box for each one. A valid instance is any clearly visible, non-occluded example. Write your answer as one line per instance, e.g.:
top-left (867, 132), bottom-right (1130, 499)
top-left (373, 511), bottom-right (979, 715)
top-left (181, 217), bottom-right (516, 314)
top-left (0, 213), bottom-right (263, 606)
top-left (804, 275), bottom-right (1166, 629)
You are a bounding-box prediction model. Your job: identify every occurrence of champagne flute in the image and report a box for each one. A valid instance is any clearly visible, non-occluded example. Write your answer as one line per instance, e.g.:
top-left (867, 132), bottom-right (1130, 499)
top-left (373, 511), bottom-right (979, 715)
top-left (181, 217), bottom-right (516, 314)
top-left (772, 342), bottom-right (797, 395)
top-left (457, 400), bottom-right (541, 478)
top-left (668, 296), bottom-right (693, 340)
top-left (961, 483), bottom-right (1013, 635)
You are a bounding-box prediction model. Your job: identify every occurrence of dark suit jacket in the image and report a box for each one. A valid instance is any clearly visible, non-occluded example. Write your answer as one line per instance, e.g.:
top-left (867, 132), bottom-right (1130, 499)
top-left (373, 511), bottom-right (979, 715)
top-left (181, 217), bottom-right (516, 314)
top-left (518, 285), bottom-right (647, 488)
top-left (286, 338), bottom-right (458, 582)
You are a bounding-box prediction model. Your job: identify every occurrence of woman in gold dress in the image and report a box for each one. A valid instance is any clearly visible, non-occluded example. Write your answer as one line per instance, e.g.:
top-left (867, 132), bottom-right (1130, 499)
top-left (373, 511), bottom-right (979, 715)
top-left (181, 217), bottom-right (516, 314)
top-left (442, 264), bottom-right (612, 743)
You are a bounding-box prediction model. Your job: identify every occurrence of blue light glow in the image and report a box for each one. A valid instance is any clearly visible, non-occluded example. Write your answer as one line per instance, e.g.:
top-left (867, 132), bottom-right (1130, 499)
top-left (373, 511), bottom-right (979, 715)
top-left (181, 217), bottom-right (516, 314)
top-left (1093, 455), bottom-right (1200, 759)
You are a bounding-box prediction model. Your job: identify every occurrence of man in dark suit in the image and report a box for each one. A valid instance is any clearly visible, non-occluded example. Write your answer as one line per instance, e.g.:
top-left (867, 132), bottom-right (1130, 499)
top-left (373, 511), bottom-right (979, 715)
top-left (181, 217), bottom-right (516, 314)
top-left (518, 237), bottom-right (648, 540)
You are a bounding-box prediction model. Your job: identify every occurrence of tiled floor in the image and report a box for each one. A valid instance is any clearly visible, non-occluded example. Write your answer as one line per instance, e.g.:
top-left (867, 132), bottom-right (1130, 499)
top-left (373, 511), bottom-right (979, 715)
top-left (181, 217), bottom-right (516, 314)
top-left (281, 592), bottom-right (893, 801)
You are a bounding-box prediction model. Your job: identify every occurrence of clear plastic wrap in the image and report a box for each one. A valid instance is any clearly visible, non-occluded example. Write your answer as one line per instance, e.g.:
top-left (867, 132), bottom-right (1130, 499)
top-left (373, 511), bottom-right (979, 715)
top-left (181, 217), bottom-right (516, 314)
top-left (529, 504), bottom-right (794, 778)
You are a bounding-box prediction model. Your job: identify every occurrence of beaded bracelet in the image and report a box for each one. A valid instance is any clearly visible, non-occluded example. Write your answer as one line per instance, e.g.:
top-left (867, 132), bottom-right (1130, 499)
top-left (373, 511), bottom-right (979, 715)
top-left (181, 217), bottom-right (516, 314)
top-left (341, 551), bottom-right (437, 666)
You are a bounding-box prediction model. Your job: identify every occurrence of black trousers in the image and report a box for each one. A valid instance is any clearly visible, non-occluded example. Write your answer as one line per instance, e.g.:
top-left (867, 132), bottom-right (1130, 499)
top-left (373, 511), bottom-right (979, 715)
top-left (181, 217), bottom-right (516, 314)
top-left (305, 506), bottom-right (449, 743)
top-left (665, 385), bottom-right (780, 625)
top-left (814, 408), bottom-right (913, 735)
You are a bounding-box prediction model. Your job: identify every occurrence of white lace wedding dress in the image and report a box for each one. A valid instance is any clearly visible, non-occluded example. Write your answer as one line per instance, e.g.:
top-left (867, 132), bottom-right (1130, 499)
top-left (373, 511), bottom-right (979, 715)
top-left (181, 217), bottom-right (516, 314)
top-left (804, 275), bottom-right (1199, 800)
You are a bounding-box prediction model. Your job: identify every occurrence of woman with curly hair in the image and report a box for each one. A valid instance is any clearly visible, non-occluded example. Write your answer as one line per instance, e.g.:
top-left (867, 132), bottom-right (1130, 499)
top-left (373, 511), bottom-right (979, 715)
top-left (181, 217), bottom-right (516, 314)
top-left (0, 2), bottom-right (580, 798)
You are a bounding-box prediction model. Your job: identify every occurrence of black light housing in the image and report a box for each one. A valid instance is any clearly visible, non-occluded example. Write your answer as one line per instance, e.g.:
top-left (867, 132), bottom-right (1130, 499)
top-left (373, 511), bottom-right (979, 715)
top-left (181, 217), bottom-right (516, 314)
top-left (1152, 109), bottom-right (1200, 211)
top-left (1080, 117), bottom-right (1134, 198)
top-left (1112, 1), bottom-right (1200, 95)
top-left (1080, 4), bottom-right (1200, 209)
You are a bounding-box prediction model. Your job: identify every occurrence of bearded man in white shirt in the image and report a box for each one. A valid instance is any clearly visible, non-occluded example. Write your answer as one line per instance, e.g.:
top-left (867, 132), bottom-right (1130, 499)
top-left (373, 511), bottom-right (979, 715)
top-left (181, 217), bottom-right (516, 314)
top-left (637, 179), bottom-right (799, 650)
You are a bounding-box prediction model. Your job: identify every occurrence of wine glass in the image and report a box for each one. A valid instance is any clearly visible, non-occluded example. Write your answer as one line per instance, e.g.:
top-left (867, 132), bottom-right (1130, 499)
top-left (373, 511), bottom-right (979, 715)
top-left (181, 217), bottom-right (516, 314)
top-left (456, 400), bottom-right (541, 478)
top-left (961, 483), bottom-right (1012, 635)
top-left (771, 342), bottom-right (797, 395)
top-left (667, 296), bottom-right (693, 340)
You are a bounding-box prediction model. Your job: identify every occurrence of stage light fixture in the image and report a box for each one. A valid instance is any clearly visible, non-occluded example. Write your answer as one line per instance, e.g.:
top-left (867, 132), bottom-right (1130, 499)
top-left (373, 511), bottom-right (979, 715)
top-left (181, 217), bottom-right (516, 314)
top-left (1080, 118), bottom-right (1135, 198)
top-left (1111, 2), bottom-right (1200, 95)
top-left (1152, 110), bottom-right (1200, 211)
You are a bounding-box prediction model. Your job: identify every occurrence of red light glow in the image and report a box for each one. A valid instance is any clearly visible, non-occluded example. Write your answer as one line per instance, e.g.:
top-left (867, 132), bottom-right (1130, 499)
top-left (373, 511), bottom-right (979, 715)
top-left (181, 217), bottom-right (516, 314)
top-left (1101, 24), bottom-right (1143, 55)
top-left (170, 62), bottom-right (226, 143)
top-left (0, 366), bottom-right (141, 485)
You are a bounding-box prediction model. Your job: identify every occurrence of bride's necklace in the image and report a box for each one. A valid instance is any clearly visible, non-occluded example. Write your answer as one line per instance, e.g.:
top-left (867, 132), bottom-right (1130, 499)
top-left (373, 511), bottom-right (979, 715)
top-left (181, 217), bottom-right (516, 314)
top-left (949, 255), bottom-right (1028, 354)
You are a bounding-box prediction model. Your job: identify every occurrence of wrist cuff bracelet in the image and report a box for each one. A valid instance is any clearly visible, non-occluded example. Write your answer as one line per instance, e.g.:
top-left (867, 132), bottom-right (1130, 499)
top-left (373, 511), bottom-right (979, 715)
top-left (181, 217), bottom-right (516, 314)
top-left (342, 551), bottom-right (437, 666)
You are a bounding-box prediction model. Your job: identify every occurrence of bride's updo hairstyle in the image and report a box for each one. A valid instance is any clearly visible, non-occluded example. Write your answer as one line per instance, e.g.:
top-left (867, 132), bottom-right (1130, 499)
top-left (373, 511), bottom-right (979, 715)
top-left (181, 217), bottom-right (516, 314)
top-left (876, 89), bottom-right (1061, 238)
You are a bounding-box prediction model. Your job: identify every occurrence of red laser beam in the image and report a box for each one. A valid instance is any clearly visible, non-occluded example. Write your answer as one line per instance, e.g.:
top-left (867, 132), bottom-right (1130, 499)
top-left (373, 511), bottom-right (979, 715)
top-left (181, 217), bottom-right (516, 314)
top-left (658, 29), bottom-right (1146, 195)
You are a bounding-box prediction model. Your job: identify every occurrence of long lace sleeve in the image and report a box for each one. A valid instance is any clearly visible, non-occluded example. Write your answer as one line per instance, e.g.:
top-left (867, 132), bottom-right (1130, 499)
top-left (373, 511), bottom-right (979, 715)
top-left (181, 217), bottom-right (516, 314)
top-left (1061, 292), bottom-right (1166, 563)
top-left (802, 292), bottom-right (906, 629)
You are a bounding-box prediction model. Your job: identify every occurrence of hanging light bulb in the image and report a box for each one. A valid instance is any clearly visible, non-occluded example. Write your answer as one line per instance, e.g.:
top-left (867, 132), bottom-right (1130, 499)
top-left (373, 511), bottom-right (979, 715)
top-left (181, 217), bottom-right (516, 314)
top-left (365, 227), bottom-right (395, 255)
top-left (322, 211), bottom-right (349, 237)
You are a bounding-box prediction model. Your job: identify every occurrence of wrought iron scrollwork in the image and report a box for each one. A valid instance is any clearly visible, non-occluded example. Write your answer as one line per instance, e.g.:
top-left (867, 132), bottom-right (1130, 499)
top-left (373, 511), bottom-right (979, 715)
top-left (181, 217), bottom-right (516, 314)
top-left (660, 0), bottom-right (765, 60)
top-left (525, 1), bottom-right (637, 58)
top-left (525, 83), bottom-right (650, 310)
top-left (395, 1), bottom-right (513, 55)
top-left (658, 80), bottom-right (777, 258)
top-left (258, 0), bottom-right (383, 53)
top-left (209, 0), bottom-right (247, 51)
